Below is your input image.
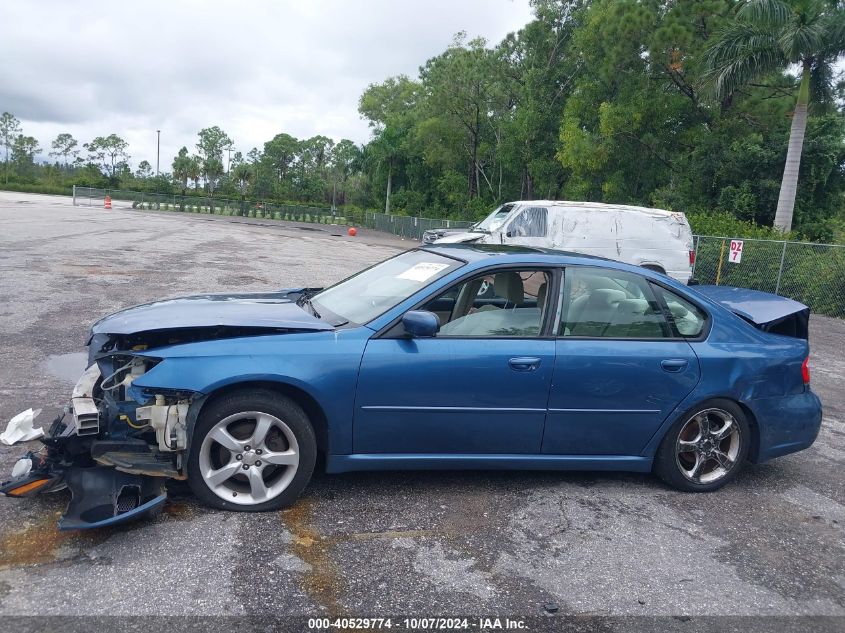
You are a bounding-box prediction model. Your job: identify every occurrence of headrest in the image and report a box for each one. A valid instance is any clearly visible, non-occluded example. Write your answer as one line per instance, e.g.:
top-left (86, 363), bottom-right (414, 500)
top-left (589, 288), bottom-right (626, 305)
top-left (581, 274), bottom-right (619, 292)
top-left (494, 272), bottom-right (524, 305)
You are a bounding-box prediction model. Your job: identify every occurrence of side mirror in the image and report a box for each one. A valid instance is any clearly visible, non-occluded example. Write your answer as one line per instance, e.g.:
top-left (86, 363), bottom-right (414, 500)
top-left (402, 310), bottom-right (440, 338)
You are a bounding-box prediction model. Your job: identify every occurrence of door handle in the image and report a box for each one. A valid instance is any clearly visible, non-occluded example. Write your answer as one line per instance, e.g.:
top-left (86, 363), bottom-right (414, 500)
top-left (661, 359), bottom-right (688, 372)
top-left (509, 357), bottom-right (541, 372)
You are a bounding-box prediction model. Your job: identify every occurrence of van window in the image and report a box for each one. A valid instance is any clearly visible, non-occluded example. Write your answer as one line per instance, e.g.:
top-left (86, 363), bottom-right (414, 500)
top-left (508, 206), bottom-right (548, 238)
top-left (476, 204), bottom-right (515, 232)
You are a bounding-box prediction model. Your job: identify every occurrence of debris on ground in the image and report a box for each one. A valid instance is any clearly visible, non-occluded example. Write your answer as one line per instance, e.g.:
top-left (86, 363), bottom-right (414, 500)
top-left (0, 408), bottom-right (44, 445)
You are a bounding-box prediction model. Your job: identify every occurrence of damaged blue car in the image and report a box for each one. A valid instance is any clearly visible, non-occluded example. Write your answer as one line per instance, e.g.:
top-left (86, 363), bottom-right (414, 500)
top-left (1, 245), bottom-right (822, 529)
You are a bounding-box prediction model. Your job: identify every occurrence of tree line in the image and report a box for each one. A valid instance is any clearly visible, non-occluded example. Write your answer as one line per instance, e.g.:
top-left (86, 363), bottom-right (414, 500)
top-left (356, 0), bottom-right (845, 241)
top-left (0, 114), bottom-right (364, 210)
top-left (2, 1), bottom-right (844, 241)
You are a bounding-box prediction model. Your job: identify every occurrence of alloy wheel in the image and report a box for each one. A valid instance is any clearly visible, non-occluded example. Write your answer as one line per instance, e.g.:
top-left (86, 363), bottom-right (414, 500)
top-left (675, 408), bottom-right (741, 484)
top-left (198, 411), bottom-right (300, 505)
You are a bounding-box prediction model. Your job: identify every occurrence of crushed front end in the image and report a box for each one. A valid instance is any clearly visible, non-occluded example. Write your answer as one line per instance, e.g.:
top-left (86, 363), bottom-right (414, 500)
top-left (1, 338), bottom-right (197, 530)
top-left (1, 288), bottom-right (327, 530)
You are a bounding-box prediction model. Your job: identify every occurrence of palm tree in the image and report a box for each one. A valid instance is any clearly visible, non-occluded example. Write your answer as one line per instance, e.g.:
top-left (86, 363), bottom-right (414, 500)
top-left (187, 156), bottom-right (201, 192)
top-left (232, 163), bottom-right (254, 216)
top-left (172, 147), bottom-right (192, 198)
top-left (705, 0), bottom-right (845, 232)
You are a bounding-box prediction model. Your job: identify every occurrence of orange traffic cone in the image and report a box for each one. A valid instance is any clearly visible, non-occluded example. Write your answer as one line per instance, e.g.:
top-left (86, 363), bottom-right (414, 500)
top-left (104, 195), bottom-right (112, 210)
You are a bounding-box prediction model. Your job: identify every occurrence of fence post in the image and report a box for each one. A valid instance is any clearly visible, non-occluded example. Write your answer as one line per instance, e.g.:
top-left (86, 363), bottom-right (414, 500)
top-left (715, 239), bottom-right (726, 286)
top-left (775, 241), bottom-right (788, 295)
top-left (691, 235), bottom-right (699, 276)
top-left (72, 185), bottom-right (76, 206)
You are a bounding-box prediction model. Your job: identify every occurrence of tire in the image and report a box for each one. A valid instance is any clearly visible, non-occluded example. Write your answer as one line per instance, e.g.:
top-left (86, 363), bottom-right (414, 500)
top-left (653, 399), bottom-right (750, 492)
top-left (187, 389), bottom-right (317, 511)
top-left (642, 264), bottom-right (666, 275)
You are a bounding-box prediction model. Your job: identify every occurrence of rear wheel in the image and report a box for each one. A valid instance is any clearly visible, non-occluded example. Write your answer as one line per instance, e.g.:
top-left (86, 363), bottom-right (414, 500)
top-left (642, 264), bottom-right (666, 275)
top-left (653, 399), bottom-right (749, 492)
top-left (187, 389), bottom-right (316, 511)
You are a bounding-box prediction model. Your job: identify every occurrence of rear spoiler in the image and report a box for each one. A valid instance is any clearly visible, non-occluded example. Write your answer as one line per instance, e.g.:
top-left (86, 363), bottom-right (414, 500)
top-left (692, 285), bottom-right (810, 340)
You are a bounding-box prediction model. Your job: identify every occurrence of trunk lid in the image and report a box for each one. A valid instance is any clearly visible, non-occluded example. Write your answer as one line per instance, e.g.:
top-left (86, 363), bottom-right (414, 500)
top-left (693, 285), bottom-right (810, 339)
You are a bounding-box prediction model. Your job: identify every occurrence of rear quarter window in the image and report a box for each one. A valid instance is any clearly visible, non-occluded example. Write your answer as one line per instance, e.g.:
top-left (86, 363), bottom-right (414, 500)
top-left (656, 287), bottom-right (707, 338)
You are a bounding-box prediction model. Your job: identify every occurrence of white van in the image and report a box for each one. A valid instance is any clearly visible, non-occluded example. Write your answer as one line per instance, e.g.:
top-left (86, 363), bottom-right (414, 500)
top-left (431, 201), bottom-right (695, 283)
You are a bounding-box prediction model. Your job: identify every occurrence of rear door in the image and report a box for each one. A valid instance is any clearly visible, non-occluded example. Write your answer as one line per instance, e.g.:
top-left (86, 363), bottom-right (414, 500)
top-left (542, 266), bottom-right (702, 456)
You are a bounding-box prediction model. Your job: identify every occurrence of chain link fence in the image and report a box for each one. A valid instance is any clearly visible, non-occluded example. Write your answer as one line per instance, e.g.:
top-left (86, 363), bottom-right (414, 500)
top-left (73, 187), bottom-right (843, 318)
top-left (362, 211), bottom-right (474, 240)
top-left (73, 186), bottom-right (355, 224)
top-left (72, 187), bottom-right (474, 239)
top-left (692, 236), bottom-right (845, 318)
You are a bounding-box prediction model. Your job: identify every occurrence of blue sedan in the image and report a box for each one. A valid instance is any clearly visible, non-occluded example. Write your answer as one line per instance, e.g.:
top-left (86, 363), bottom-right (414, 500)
top-left (1, 245), bottom-right (822, 529)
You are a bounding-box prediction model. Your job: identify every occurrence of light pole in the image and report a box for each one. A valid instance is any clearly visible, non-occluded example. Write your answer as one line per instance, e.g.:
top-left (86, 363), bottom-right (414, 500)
top-left (156, 130), bottom-right (161, 176)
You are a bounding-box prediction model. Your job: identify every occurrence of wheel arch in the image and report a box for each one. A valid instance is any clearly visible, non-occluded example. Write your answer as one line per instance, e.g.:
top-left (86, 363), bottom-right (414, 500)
top-left (647, 395), bottom-right (760, 461)
top-left (194, 380), bottom-right (330, 457)
top-left (736, 400), bottom-right (761, 463)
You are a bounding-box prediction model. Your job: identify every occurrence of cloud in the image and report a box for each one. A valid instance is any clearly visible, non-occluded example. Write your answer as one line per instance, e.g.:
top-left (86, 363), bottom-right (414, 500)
top-left (0, 0), bottom-right (533, 169)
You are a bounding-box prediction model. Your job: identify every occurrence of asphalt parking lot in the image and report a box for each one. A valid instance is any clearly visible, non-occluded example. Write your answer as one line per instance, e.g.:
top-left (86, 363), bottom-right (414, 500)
top-left (0, 191), bottom-right (843, 624)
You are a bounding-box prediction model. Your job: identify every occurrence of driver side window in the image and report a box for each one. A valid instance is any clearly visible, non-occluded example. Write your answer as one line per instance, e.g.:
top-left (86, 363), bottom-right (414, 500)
top-left (421, 269), bottom-right (551, 337)
top-left (507, 207), bottom-right (548, 238)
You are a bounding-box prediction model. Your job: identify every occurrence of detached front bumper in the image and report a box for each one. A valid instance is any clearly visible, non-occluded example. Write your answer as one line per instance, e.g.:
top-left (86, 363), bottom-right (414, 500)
top-left (1, 412), bottom-right (168, 530)
top-left (1, 360), bottom-right (177, 530)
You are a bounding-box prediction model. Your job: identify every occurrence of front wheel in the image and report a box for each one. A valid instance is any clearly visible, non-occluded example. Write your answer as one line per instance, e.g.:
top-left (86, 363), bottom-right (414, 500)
top-left (653, 399), bottom-right (750, 492)
top-left (187, 389), bottom-right (317, 511)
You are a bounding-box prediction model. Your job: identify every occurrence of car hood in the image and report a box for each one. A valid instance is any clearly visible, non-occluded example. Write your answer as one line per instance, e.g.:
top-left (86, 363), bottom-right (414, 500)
top-left (91, 291), bottom-right (333, 336)
top-left (433, 232), bottom-right (484, 244)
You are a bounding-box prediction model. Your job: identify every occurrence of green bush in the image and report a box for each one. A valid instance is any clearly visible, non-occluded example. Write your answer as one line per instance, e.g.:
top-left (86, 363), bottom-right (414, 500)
top-left (687, 211), bottom-right (792, 240)
top-left (0, 183), bottom-right (73, 196)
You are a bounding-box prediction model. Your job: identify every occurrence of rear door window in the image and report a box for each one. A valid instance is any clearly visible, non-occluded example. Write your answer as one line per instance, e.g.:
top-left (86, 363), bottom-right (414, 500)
top-left (560, 267), bottom-right (670, 338)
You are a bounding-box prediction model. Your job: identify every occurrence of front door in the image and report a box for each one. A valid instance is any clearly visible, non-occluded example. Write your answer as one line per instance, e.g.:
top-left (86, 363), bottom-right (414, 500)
top-left (354, 268), bottom-right (556, 455)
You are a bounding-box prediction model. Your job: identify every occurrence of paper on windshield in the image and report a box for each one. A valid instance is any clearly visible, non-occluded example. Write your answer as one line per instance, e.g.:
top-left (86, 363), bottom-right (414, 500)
top-left (397, 262), bottom-right (450, 282)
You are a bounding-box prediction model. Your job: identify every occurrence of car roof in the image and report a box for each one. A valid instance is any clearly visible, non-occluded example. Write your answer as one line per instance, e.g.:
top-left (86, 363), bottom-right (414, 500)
top-left (505, 200), bottom-right (678, 217)
top-left (419, 243), bottom-right (698, 305)
top-left (422, 243), bottom-right (613, 265)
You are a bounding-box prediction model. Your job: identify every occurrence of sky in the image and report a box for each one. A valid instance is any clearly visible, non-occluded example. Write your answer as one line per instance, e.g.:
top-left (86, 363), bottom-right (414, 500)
top-left (0, 0), bottom-right (535, 171)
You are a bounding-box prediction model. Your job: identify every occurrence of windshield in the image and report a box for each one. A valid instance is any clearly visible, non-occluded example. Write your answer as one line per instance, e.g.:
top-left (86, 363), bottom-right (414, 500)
top-left (475, 203), bottom-right (515, 232)
top-left (310, 250), bottom-right (463, 325)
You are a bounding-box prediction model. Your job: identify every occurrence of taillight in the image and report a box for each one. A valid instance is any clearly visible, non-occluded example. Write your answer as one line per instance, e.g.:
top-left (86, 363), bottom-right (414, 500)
top-left (689, 250), bottom-right (696, 266)
top-left (802, 357), bottom-right (810, 384)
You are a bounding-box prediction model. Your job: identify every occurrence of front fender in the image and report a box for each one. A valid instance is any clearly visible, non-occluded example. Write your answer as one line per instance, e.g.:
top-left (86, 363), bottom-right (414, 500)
top-left (129, 328), bottom-right (372, 454)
